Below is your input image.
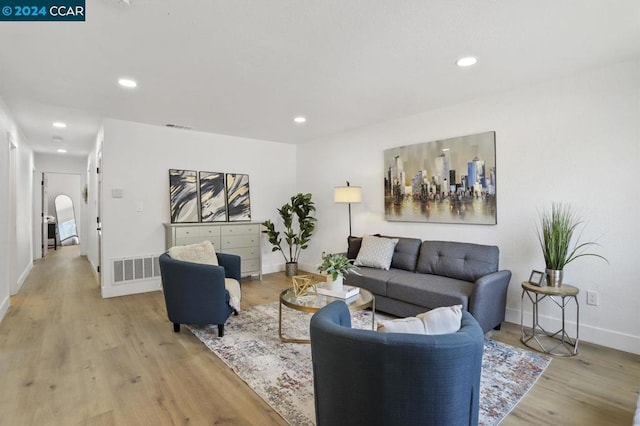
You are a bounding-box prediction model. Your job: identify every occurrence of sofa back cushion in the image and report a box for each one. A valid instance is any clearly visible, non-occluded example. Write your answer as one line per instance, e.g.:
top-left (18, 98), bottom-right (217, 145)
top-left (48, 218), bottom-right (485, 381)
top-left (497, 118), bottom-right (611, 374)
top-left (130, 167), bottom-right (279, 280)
top-left (385, 236), bottom-right (423, 271)
top-left (348, 235), bottom-right (421, 272)
top-left (416, 241), bottom-right (499, 282)
top-left (347, 236), bottom-right (363, 260)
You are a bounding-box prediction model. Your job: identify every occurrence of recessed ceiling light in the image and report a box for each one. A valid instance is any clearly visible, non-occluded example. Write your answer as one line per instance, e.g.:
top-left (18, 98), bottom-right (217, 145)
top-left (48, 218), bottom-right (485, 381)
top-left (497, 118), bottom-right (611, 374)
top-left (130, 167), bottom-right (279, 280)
top-left (53, 122), bottom-right (67, 128)
top-left (293, 116), bottom-right (307, 124)
top-left (456, 56), bottom-right (478, 67)
top-left (57, 149), bottom-right (67, 153)
top-left (52, 137), bottom-right (63, 143)
top-left (118, 78), bottom-right (137, 88)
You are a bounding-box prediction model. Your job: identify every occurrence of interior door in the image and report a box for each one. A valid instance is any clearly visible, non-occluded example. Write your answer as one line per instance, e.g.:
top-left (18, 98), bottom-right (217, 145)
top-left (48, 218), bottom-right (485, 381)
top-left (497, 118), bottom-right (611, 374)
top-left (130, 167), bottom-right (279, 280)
top-left (41, 172), bottom-right (48, 258)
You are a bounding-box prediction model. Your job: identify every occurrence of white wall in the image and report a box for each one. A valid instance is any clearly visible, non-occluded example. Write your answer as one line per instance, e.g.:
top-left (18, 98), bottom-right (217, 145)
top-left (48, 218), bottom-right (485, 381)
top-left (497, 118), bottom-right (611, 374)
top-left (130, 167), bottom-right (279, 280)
top-left (33, 153), bottom-right (88, 259)
top-left (297, 60), bottom-right (640, 353)
top-left (0, 95), bottom-right (34, 315)
top-left (13, 139), bottom-right (34, 295)
top-left (99, 119), bottom-right (297, 298)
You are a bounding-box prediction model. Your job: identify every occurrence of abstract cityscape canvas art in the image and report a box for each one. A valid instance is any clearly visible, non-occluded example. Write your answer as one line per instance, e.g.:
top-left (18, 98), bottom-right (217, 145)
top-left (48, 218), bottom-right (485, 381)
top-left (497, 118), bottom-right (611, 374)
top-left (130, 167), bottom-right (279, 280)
top-left (199, 171), bottom-right (227, 222)
top-left (169, 169), bottom-right (199, 223)
top-left (384, 131), bottom-right (497, 225)
top-left (226, 173), bottom-right (251, 222)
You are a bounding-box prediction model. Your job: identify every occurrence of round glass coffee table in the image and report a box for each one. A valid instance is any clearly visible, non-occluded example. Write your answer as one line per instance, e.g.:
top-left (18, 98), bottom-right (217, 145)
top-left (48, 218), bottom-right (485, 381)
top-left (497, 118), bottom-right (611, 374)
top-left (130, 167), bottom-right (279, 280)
top-left (278, 287), bottom-right (375, 343)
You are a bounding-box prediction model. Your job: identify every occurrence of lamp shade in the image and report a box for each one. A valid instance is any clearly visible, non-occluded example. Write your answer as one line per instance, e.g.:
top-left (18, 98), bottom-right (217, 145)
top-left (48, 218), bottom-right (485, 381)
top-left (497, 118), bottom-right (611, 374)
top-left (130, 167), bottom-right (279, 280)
top-left (334, 186), bottom-right (362, 203)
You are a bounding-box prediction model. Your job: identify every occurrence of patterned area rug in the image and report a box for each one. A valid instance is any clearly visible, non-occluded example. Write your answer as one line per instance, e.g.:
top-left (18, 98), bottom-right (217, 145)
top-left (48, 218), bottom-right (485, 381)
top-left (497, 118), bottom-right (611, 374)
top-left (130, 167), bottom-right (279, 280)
top-left (188, 302), bottom-right (551, 426)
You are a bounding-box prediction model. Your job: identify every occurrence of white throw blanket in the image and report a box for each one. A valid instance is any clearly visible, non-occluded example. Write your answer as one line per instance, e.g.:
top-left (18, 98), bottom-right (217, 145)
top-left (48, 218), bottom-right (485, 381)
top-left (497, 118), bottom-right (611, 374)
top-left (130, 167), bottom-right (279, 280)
top-left (225, 278), bottom-right (242, 313)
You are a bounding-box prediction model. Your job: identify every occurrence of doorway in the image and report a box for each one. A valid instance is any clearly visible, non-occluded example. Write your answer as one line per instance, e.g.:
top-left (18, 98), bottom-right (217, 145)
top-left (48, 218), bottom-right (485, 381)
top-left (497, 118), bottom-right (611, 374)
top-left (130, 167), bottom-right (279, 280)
top-left (40, 173), bottom-right (82, 256)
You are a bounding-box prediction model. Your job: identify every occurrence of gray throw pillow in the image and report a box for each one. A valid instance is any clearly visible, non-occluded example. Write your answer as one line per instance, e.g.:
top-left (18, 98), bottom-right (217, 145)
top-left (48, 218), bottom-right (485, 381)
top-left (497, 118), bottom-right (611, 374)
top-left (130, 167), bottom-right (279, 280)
top-left (354, 235), bottom-right (399, 270)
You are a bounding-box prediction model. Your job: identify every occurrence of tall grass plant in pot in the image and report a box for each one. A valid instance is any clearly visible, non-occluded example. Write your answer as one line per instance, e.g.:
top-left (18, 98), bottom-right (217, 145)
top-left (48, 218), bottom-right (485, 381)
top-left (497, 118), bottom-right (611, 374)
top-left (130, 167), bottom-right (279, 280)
top-left (537, 203), bottom-right (607, 286)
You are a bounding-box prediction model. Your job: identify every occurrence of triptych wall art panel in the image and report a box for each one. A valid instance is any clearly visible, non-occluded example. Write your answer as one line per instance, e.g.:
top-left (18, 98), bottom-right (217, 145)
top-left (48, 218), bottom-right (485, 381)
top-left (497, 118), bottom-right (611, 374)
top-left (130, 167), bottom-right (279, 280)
top-left (199, 171), bottom-right (227, 222)
top-left (383, 131), bottom-right (497, 225)
top-left (169, 169), bottom-right (252, 223)
top-left (225, 173), bottom-right (252, 222)
top-left (169, 169), bottom-right (199, 223)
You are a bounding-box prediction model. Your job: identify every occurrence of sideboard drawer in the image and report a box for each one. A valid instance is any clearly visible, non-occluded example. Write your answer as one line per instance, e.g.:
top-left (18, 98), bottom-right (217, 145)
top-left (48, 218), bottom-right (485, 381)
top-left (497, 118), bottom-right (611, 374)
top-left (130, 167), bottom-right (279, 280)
top-left (175, 226), bottom-right (221, 239)
top-left (221, 235), bottom-right (259, 249)
top-left (221, 224), bottom-right (260, 235)
top-left (174, 236), bottom-right (219, 250)
top-left (241, 258), bottom-right (260, 274)
top-left (224, 247), bottom-right (260, 260)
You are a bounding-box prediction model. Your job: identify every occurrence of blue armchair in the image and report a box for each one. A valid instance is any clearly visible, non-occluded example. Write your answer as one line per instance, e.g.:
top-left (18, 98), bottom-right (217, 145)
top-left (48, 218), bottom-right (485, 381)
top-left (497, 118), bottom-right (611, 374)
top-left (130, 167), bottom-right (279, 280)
top-left (158, 252), bottom-right (241, 336)
top-left (310, 301), bottom-right (484, 426)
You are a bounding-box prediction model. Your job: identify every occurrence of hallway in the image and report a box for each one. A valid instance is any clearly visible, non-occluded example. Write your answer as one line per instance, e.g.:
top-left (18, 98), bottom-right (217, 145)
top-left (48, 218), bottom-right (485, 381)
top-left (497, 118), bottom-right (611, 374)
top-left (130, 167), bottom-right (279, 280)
top-left (0, 246), bottom-right (287, 425)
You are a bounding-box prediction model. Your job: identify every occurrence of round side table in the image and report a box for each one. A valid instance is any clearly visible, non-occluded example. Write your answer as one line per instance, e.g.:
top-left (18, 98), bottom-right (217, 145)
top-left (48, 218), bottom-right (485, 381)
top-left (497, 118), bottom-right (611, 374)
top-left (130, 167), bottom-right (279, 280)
top-left (520, 281), bottom-right (580, 357)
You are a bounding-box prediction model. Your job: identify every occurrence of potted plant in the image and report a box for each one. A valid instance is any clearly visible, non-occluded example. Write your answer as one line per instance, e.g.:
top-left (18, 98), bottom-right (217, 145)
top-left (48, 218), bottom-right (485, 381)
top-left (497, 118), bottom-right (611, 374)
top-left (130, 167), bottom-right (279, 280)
top-left (537, 203), bottom-right (607, 287)
top-left (317, 252), bottom-right (358, 291)
top-left (262, 193), bottom-right (316, 276)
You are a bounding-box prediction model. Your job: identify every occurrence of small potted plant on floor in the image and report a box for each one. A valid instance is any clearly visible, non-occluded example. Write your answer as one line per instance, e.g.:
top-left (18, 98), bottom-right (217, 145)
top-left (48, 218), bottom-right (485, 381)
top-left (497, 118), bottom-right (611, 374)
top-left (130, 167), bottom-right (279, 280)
top-left (263, 193), bottom-right (317, 276)
top-left (317, 252), bottom-right (358, 291)
top-left (537, 202), bottom-right (607, 286)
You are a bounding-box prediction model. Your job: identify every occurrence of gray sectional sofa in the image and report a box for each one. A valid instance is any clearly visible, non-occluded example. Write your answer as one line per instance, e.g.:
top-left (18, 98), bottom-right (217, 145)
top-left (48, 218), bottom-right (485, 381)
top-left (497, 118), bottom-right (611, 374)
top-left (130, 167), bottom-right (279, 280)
top-left (344, 236), bottom-right (512, 333)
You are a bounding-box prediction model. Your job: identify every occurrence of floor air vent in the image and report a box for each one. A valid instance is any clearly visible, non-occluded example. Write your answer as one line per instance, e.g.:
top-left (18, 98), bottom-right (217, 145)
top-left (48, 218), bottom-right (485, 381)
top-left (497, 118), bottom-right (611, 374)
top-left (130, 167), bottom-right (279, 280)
top-left (112, 255), bottom-right (161, 285)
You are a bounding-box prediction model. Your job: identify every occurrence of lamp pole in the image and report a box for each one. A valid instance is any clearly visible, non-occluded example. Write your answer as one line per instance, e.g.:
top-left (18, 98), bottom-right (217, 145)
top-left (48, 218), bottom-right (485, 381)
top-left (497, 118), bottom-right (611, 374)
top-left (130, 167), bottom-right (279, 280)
top-left (345, 181), bottom-right (353, 236)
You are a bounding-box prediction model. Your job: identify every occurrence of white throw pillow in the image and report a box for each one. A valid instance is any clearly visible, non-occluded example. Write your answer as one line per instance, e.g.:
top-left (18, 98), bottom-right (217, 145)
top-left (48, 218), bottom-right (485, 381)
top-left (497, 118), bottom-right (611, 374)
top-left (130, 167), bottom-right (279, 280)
top-left (377, 305), bottom-right (463, 335)
top-left (354, 235), bottom-right (399, 270)
top-left (168, 240), bottom-right (218, 266)
top-left (377, 317), bottom-right (425, 334)
top-left (416, 305), bottom-right (463, 335)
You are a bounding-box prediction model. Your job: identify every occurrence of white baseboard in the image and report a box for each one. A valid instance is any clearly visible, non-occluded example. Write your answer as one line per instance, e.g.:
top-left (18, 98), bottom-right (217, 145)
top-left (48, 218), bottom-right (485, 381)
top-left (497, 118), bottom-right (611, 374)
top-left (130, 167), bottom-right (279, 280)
top-left (261, 263), bottom-right (284, 275)
top-left (101, 278), bottom-right (162, 298)
top-left (505, 307), bottom-right (640, 355)
top-left (0, 294), bottom-right (9, 324)
top-left (11, 262), bottom-right (33, 295)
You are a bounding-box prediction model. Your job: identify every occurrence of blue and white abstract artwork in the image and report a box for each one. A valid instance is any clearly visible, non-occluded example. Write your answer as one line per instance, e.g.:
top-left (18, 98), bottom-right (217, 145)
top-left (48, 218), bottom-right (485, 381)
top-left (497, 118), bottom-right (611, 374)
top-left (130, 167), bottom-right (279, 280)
top-left (199, 171), bottom-right (227, 222)
top-left (169, 169), bottom-right (199, 223)
top-left (226, 173), bottom-right (251, 222)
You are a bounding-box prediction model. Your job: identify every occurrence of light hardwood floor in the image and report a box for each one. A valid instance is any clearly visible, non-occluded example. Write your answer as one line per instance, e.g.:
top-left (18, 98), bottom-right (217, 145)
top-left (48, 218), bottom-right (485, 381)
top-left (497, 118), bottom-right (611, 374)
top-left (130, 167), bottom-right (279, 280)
top-left (0, 246), bottom-right (637, 425)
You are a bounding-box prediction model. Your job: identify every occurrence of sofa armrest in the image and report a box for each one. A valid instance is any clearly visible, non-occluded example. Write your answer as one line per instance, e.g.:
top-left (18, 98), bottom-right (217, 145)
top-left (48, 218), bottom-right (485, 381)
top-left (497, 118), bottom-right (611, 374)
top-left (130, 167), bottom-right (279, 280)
top-left (217, 252), bottom-right (242, 281)
top-left (468, 270), bottom-right (512, 333)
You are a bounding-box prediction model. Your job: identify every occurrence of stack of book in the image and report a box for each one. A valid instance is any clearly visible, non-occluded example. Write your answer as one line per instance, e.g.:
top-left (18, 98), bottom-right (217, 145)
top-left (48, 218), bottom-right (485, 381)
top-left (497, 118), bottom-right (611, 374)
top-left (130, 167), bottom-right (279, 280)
top-left (315, 283), bottom-right (360, 299)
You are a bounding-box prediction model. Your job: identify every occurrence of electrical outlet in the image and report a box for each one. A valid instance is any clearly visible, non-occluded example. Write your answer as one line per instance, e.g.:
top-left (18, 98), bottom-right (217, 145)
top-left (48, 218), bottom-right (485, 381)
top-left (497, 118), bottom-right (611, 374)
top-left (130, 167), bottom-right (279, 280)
top-left (586, 290), bottom-right (599, 306)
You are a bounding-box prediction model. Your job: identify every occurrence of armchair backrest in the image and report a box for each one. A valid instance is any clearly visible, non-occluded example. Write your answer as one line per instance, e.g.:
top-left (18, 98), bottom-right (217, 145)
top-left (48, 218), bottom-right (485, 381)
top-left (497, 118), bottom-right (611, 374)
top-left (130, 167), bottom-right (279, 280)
top-left (310, 301), bottom-right (484, 426)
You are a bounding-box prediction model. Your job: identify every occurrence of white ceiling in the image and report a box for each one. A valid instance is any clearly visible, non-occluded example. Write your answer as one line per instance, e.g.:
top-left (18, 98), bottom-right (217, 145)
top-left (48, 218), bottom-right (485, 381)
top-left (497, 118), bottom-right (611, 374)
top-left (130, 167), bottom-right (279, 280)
top-left (0, 0), bottom-right (638, 156)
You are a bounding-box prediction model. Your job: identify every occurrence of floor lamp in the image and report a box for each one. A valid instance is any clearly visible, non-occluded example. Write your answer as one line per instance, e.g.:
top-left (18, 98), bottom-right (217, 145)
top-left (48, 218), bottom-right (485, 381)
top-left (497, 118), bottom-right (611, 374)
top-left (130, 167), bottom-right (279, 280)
top-left (334, 181), bottom-right (362, 236)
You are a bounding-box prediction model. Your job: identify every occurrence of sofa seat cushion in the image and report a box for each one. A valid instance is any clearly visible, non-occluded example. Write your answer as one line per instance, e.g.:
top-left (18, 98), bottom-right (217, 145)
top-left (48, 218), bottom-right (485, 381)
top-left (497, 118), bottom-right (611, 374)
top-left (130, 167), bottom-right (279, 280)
top-left (344, 267), bottom-right (397, 296)
top-left (386, 274), bottom-right (473, 311)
